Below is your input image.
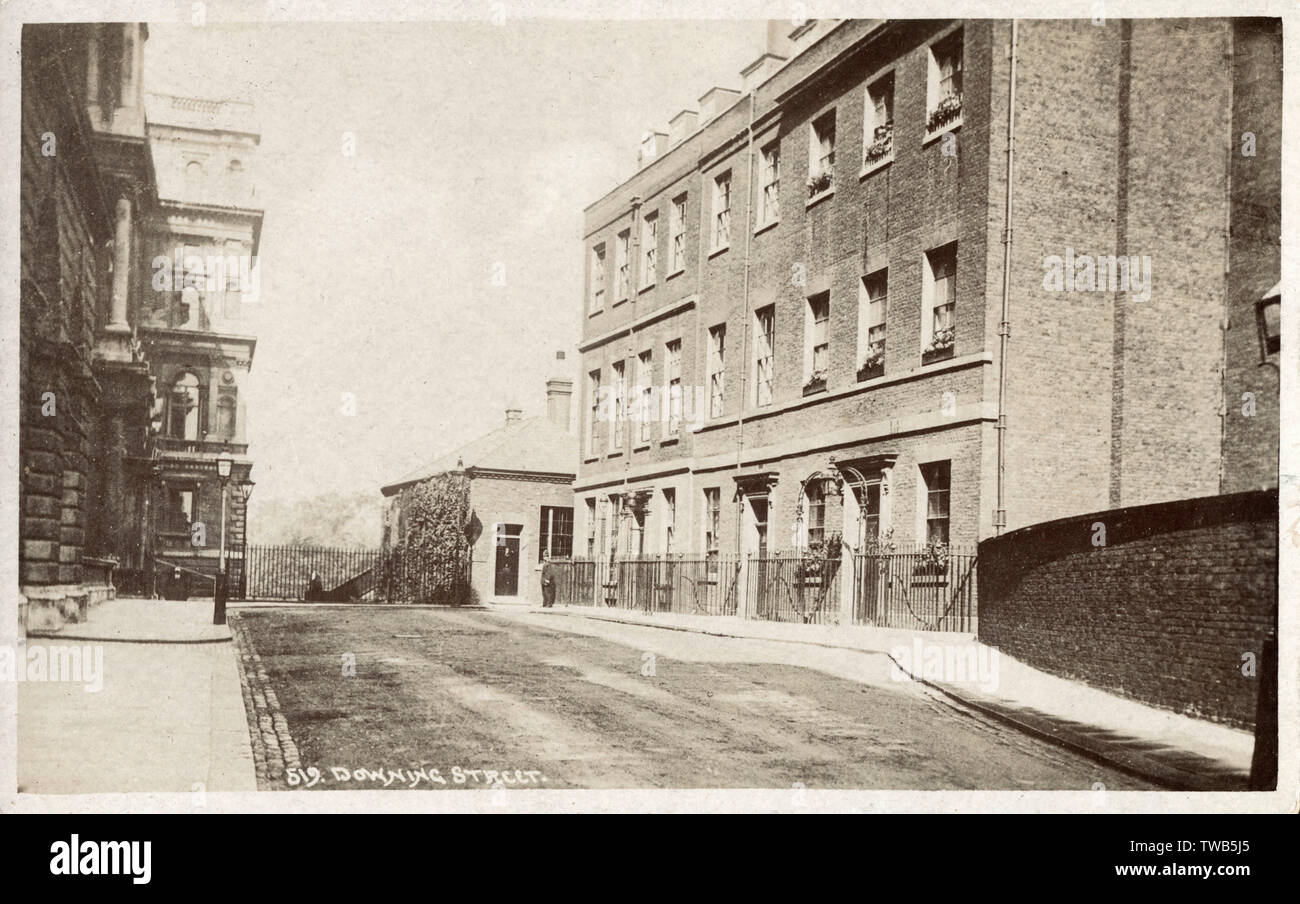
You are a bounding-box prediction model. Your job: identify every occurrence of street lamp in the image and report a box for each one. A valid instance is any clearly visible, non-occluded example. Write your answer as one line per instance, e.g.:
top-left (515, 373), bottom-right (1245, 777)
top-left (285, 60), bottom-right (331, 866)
top-left (214, 454), bottom-right (233, 625)
top-left (1256, 282), bottom-right (1281, 363)
top-left (236, 478), bottom-right (255, 600)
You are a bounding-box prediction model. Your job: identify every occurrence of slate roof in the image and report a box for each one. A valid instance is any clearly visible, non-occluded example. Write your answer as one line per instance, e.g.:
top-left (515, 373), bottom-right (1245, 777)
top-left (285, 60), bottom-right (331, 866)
top-left (381, 416), bottom-right (578, 496)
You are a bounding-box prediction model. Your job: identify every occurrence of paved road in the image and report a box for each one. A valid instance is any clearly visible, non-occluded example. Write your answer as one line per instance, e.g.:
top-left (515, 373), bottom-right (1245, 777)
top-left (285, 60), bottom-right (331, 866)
top-left (232, 606), bottom-right (1155, 791)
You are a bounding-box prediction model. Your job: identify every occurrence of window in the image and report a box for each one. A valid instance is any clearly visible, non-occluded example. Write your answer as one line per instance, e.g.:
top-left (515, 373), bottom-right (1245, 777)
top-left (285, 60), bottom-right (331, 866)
top-left (704, 488), bottom-right (721, 560)
top-left (182, 244), bottom-right (204, 289)
top-left (858, 270), bottom-right (888, 380)
top-left (754, 305), bottom-right (775, 407)
top-left (611, 360), bottom-right (627, 450)
top-left (927, 30), bottom-right (964, 132)
top-left (662, 489), bottom-right (676, 554)
top-left (804, 480), bottom-right (826, 547)
top-left (224, 240), bottom-right (243, 294)
top-left (921, 461), bottom-right (951, 545)
top-left (805, 293), bottom-right (829, 389)
top-left (864, 74), bottom-right (895, 167)
top-left (539, 506), bottom-right (574, 561)
top-left (166, 488), bottom-right (195, 533)
top-left (217, 395), bottom-right (237, 441)
top-left (587, 370), bottom-right (601, 453)
top-left (590, 244), bottom-right (606, 312)
top-left (924, 244), bottom-right (957, 359)
top-left (585, 498), bottom-right (597, 556)
top-left (760, 143), bottom-right (780, 225)
top-left (670, 194), bottom-right (687, 272)
top-left (641, 212), bottom-right (657, 288)
top-left (708, 324), bottom-right (726, 419)
top-left (665, 339), bottom-right (682, 436)
top-left (808, 111), bottom-right (836, 196)
top-left (615, 230), bottom-right (630, 300)
top-left (637, 350), bottom-right (653, 444)
top-left (168, 372), bottom-right (203, 440)
top-left (711, 172), bottom-right (731, 250)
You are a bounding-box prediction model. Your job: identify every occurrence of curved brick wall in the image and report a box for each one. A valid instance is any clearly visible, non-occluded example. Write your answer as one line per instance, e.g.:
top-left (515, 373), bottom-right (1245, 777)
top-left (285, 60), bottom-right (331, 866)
top-left (977, 490), bottom-right (1276, 729)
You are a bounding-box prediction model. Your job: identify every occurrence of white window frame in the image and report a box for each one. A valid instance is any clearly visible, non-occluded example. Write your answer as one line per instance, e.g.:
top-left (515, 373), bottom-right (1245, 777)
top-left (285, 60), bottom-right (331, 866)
top-left (708, 324), bottom-right (726, 419)
top-left (615, 230), bottom-right (630, 300)
top-left (808, 112), bottom-right (836, 197)
top-left (753, 305), bottom-right (775, 407)
top-left (611, 359), bottom-right (627, 450)
top-left (711, 172), bottom-right (731, 251)
top-left (926, 30), bottom-right (964, 138)
top-left (636, 349), bottom-right (653, 445)
top-left (863, 74), bottom-right (895, 172)
top-left (670, 194), bottom-right (687, 273)
top-left (587, 369), bottom-right (601, 454)
top-left (804, 293), bottom-right (830, 385)
top-left (661, 488), bottom-right (676, 554)
top-left (858, 270), bottom-right (888, 373)
top-left (665, 339), bottom-right (683, 435)
top-left (759, 143), bottom-right (780, 226)
top-left (641, 212), bottom-right (657, 289)
top-left (922, 244), bottom-right (957, 351)
top-left (590, 243), bottom-right (606, 312)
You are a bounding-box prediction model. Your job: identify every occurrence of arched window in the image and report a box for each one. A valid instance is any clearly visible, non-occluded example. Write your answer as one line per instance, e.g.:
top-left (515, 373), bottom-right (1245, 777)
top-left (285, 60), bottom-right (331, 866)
top-left (217, 396), bottom-right (237, 441)
top-left (168, 372), bottom-right (202, 440)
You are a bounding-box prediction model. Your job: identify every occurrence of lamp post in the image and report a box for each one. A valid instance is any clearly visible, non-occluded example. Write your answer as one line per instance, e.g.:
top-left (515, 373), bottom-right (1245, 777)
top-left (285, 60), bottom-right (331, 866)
top-left (214, 454), bottom-right (232, 625)
top-left (236, 478), bottom-right (254, 600)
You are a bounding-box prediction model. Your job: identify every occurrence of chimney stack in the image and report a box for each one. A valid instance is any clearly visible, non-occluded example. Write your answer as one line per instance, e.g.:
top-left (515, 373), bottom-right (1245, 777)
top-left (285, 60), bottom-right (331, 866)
top-left (505, 406), bottom-right (523, 426)
top-left (545, 350), bottom-right (573, 431)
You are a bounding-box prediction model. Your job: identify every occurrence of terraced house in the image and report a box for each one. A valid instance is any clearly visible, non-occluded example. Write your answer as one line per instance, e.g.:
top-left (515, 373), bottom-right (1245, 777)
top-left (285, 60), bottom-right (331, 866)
top-left (572, 18), bottom-right (1280, 627)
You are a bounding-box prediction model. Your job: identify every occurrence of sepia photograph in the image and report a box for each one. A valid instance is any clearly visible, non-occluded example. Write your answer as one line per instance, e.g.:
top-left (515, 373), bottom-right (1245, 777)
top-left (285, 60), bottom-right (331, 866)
top-left (1, 0), bottom-right (1294, 832)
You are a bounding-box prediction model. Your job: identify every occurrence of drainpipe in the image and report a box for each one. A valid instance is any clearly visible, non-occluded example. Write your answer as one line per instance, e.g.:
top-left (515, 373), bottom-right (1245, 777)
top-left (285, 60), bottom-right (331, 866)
top-left (994, 20), bottom-right (1018, 536)
top-left (620, 194), bottom-right (642, 560)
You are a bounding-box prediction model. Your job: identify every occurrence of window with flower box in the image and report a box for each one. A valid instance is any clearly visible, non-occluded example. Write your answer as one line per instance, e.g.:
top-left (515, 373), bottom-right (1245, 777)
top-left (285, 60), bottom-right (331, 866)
top-left (807, 112), bottom-right (836, 198)
top-left (863, 74), bottom-right (895, 170)
top-left (921, 461), bottom-right (951, 546)
top-left (926, 30), bottom-right (964, 137)
top-left (858, 270), bottom-right (887, 381)
top-left (804, 292), bottom-right (829, 395)
top-left (923, 243), bottom-right (957, 363)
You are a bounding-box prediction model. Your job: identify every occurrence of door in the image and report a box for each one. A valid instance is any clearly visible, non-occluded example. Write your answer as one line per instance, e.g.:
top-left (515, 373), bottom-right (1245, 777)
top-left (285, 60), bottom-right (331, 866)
top-left (494, 524), bottom-right (522, 596)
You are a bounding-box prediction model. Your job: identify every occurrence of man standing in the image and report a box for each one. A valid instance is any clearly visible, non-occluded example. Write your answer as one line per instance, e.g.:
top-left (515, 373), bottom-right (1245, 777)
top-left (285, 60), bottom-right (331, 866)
top-left (539, 551), bottom-right (558, 608)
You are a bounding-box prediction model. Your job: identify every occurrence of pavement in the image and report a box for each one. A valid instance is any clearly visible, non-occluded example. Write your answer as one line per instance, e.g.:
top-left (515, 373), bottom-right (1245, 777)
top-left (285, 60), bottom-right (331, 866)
top-left (510, 603), bottom-right (1256, 791)
top-left (17, 597), bottom-right (257, 794)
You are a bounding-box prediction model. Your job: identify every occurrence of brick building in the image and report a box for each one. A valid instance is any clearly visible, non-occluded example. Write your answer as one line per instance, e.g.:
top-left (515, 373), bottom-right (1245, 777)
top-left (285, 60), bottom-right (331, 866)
top-left (381, 356), bottom-right (578, 604)
top-left (18, 23), bottom-right (263, 629)
top-left (573, 18), bottom-right (1280, 619)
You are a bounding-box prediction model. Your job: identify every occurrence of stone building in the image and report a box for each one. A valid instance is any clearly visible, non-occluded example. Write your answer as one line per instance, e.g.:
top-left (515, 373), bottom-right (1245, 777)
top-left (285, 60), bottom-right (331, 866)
top-left (574, 18), bottom-right (1280, 613)
top-left (138, 92), bottom-right (263, 589)
top-left (18, 23), bottom-right (263, 629)
top-left (381, 356), bottom-right (578, 604)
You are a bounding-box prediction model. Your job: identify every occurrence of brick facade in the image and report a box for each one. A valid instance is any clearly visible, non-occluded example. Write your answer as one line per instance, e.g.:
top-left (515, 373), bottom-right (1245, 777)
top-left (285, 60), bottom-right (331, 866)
top-left (574, 17), bottom-right (1280, 571)
top-left (977, 490), bottom-right (1277, 729)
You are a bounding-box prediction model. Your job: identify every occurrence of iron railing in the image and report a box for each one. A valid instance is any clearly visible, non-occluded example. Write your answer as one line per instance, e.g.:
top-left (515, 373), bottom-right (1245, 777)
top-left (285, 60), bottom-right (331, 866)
top-left (553, 556), bottom-right (741, 616)
top-left (850, 544), bottom-right (977, 632)
top-left (240, 544), bottom-right (472, 605)
top-left (746, 551), bottom-right (843, 625)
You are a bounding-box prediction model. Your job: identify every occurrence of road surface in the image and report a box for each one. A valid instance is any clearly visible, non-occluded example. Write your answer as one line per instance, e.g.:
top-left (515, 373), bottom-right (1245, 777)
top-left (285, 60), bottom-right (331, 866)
top-left (231, 606), bottom-right (1154, 791)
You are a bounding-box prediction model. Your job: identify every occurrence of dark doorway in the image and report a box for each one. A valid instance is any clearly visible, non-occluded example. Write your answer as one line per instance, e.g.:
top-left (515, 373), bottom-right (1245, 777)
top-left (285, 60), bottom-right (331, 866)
top-left (494, 523), bottom-right (522, 596)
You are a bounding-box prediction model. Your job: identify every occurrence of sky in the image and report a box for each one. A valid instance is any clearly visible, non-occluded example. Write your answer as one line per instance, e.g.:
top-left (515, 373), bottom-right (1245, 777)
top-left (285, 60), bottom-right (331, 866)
top-left (141, 17), bottom-right (770, 522)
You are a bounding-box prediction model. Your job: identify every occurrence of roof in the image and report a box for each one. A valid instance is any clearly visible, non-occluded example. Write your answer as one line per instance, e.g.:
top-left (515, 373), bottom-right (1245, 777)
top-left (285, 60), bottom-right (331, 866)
top-left (381, 416), bottom-right (578, 496)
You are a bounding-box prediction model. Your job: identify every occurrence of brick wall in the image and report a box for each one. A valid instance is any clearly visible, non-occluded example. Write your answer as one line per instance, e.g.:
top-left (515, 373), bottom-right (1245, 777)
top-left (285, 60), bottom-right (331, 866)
top-left (977, 489), bottom-right (1276, 729)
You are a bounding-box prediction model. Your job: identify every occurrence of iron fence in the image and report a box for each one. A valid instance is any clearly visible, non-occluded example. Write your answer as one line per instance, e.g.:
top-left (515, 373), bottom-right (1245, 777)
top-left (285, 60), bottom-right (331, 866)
top-left (240, 544), bottom-right (471, 605)
top-left (553, 556), bottom-right (741, 616)
top-left (850, 544), bottom-right (977, 632)
top-left (746, 551), bottom-right (843, 625)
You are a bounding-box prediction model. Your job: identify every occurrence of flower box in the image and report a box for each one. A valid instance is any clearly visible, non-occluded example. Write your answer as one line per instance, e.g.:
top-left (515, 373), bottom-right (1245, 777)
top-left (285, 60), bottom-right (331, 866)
top-left (802, 371), bottom-right (827, 396)
top-left (863, 124), bottom-right (894, 165)
top-left (857, 343), bottom-right (885, 381)
top-left (922, 328), bottom-right (955, 364)
top-left (927, 93), bottom-right (962, 133)
top-left (806, 170), bottom-right (833, 198)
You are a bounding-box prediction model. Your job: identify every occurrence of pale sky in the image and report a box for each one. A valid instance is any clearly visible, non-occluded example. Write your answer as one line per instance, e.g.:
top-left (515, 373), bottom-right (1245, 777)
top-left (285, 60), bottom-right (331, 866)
top-left (142, 18), bottom-right (770, 517)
